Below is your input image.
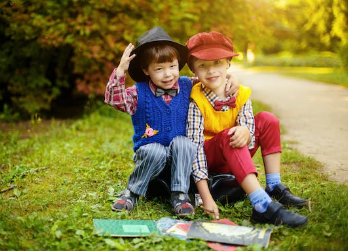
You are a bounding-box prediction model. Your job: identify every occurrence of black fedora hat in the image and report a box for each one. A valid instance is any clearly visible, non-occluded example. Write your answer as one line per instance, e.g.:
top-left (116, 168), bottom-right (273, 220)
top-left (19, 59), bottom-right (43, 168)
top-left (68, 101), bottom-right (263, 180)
top-left (128, 26), bottom-right (188, 82)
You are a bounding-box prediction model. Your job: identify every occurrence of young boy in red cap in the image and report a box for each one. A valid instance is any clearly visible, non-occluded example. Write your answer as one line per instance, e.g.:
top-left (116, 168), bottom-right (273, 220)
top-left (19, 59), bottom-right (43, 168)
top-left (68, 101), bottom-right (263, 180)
top-left (104, 27), bottom-right (238, 217)
top-left (186, 31), bottom-right (308, 227)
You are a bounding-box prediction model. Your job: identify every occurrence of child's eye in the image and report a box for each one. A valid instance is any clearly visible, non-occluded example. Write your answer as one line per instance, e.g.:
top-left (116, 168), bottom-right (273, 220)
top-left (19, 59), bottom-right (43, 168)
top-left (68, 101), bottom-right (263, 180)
top-left (214, 60), bottom-right (221, 65)
top-left (171, 64), bottom-right (177, 68)
top-left (155, 68), bottom-right (162, 71)
top-left (198, 64), bottom-right (205, 68)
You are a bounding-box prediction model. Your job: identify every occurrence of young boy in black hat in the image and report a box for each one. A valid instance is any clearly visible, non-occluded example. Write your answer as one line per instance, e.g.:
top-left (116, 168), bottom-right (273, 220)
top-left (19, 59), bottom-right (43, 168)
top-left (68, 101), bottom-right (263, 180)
top-left (104, 27), bottom-right (238, 217)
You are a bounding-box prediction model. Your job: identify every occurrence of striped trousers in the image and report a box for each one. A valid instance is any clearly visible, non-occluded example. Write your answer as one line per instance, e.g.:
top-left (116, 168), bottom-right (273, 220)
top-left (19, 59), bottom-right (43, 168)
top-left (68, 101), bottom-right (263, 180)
top-left (127, 136), bottom-right (196, 196)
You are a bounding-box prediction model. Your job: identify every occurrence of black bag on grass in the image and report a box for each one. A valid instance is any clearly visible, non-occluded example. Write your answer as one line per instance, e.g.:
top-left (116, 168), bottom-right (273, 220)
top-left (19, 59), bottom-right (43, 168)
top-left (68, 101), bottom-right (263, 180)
top-left (146, 170), bottom-right (245, 205)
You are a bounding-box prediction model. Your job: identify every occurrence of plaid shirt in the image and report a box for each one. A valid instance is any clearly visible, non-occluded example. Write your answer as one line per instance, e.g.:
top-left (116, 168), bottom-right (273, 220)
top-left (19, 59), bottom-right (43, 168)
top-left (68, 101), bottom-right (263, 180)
top-left (186, 84), bottom-right (255, 182)
top-left (104, 68), bottom-right (197, 115)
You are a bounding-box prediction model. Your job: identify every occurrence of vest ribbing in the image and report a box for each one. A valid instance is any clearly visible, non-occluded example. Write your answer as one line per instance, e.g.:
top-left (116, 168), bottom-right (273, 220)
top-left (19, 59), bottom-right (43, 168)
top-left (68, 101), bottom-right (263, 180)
top-left (131, 77), bottom-right (192, 151)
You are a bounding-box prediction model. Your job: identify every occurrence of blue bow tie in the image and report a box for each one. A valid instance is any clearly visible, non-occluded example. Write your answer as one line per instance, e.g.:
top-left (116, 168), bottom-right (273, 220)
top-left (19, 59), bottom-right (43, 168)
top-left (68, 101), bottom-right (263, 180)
top-left (155, 88), bottom-right (178, 97)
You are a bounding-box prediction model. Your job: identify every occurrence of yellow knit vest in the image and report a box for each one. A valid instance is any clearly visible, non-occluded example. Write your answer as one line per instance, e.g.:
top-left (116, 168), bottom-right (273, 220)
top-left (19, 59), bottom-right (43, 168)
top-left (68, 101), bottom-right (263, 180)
top-left (190, 84), bottom-right (251, 140)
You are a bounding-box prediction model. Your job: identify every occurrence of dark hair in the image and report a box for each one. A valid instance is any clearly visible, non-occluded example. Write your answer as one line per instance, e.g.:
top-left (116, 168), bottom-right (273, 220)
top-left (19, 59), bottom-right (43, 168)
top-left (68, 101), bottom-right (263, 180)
top-left (140, 43), bottom-right (180, 70)
top-left (188, 56), bottom-right (198, 71)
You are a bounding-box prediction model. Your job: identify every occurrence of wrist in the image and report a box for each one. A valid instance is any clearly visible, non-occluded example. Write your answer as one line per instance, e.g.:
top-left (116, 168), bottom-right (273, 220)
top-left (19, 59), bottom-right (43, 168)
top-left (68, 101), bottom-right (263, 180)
top-left (115, 67), bottom-right (126, 77)
top-left (197, 180), bottom-right (214, 202)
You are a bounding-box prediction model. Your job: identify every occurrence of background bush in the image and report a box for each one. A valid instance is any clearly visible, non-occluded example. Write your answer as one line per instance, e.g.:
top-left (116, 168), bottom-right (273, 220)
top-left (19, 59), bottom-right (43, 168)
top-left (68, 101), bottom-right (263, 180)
top-left (340, 42), bottom-right (348, 73)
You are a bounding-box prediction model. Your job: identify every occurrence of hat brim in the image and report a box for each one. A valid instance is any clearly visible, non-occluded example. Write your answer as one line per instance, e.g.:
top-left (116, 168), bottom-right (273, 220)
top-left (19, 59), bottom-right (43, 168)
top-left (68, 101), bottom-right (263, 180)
top-left (128, 40), bottom-right (188, 82)
top-left (190, 48), bottom-right (239, 61)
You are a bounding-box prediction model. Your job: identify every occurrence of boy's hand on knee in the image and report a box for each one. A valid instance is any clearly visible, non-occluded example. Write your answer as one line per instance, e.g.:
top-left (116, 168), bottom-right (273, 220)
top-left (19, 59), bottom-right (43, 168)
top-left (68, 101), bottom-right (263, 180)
top-left (228, 126), bottom-right (250, 148)
top-left (116, 43), bottom-right (136, 76)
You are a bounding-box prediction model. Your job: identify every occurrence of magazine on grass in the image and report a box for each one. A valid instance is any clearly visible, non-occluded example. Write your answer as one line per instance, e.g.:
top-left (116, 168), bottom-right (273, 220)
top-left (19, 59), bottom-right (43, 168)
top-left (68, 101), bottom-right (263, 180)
top-left (93, 219), bottom-right (159, 237)
top-left (93, 218), bottom-right (272, 249)
top-left (187, 220), bottom-right (273, 248)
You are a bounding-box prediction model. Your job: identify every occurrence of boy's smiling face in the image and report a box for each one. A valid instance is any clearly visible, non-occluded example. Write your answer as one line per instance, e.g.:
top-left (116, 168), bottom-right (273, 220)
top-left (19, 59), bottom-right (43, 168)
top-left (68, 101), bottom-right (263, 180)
top-left (143, 59), bottom-right (180, 90)
top-left (192, 58), bottom-right (229, 93)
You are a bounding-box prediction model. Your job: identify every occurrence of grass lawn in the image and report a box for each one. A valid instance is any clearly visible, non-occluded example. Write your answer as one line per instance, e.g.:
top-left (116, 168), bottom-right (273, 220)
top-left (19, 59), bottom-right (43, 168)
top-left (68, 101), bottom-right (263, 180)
top-left (243, 66), bottom-right (348, 88)
top-left (1, 103), bottom-right (348, 251)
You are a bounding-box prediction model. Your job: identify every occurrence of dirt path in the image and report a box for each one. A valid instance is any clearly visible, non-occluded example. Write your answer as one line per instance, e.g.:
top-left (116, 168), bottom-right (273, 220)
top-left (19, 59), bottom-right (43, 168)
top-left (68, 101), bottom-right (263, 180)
top-left (233, 66), bottom-right (348, 184)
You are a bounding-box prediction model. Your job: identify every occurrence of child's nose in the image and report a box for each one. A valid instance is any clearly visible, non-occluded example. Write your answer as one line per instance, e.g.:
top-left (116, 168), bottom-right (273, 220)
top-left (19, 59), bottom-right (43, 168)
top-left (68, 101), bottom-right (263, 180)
top-left (207, 66), bottom-right (215, 73)
top-left (164, 69), bottom-right (171, 76)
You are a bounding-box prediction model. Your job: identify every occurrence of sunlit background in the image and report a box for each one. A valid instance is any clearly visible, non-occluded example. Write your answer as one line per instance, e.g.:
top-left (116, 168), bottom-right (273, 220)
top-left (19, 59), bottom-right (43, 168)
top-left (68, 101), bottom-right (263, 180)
top-left (1, 0), bottom-right (347, 119)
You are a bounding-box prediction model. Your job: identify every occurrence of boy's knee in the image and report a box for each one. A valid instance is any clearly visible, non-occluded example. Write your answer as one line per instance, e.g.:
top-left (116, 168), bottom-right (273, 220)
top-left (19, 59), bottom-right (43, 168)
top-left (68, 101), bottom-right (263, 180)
top-left (171, 136), bottom-right (196, 153)
top-left (137, 143), bottom-right (166, 159)
top-left (172, 135), bottom-right (190, 145)
top-left (257, 111), bottom-right (279, 126)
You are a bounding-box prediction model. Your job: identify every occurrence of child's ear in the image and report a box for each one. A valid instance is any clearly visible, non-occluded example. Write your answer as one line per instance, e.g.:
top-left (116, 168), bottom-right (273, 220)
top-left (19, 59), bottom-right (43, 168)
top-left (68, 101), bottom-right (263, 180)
top-left (143, 69), bottom-right (149, 76)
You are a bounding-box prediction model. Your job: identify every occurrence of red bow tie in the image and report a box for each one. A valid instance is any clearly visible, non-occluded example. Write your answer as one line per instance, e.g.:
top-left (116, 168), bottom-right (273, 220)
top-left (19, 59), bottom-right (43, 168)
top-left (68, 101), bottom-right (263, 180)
top-left (214, 97), bottom-right (236, 111)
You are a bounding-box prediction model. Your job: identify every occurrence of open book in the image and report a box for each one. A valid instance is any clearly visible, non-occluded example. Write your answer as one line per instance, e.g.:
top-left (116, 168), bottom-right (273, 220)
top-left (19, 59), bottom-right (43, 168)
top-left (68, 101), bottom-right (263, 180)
top-left (187, 220), bottom-right (272, 248)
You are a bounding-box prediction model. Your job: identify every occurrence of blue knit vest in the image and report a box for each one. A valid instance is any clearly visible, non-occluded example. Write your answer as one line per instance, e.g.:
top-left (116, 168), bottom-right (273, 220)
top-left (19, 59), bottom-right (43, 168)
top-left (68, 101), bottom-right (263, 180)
top-left (131, 77), bottom-right (192, 151)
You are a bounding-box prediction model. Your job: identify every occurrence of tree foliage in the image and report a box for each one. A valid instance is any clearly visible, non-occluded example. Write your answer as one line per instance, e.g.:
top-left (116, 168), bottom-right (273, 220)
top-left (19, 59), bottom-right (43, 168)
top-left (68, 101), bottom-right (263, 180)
top-left (0, 0), bottom-right (347, 118)
top-left (0, 0), bottom-right (201, 118)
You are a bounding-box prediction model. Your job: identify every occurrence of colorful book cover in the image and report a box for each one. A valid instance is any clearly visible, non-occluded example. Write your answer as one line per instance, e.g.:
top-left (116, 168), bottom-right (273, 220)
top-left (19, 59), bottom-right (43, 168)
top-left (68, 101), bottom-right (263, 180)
top-left (208, 219), bottom-right (239, 251)
top-left (93, 219), bottom-right (160, 237)
top-left (165, 222), bottom-right (193, 239)
top-left (156, 217), bottom-right (191, 240)
top-left (187, 221), bottom-right (273, 248)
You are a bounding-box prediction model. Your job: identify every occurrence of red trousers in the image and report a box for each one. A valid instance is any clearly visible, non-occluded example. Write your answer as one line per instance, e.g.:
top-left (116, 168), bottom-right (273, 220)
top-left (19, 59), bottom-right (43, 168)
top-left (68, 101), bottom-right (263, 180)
top-left (204, 111), bottom-right (282, 184)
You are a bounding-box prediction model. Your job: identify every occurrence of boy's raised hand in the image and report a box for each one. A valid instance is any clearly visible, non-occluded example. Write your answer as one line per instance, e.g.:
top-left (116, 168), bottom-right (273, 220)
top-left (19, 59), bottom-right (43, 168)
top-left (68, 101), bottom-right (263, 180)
top-left (228, 126), bottom-right (250, 148)
top-left (116, 43), bottom-right (136, 76)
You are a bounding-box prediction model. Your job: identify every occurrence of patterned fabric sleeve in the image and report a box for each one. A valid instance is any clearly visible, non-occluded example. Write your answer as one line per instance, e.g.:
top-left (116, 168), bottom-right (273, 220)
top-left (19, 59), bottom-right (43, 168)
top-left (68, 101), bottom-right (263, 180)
top-left (104, 68), bottom-right (138, 115)
top-left (237, 99), bottom-right (256, 149)
top-left (186, 101), bottom-right (209, 182)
